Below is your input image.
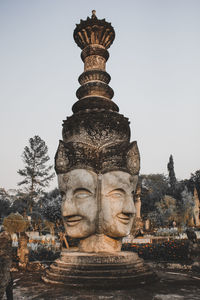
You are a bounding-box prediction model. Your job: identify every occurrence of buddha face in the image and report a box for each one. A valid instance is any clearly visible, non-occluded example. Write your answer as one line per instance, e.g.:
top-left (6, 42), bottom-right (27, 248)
top-left (58, 169), bottom-right (98, 238)
top-left (101, 171), bottom-right (137, 237)
top-left (58, 169), bottom-right (137, 239)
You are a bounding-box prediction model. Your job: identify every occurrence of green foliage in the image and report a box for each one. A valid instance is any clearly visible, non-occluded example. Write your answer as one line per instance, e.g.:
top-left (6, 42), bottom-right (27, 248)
top-left (18, 135), bottom-right (55, 200)
top-left (155, 195), bottom-right (177, 226)
top-left (123, 240), bottom-right (190, 262)
top-left (3, 213), bottom-right (29, 234)
top-left (0, 189), bottom-right (11, 219)
top-left (140, 174), bottom-right (168, 215)
top-left (140, 172), bottom-right (196, 228)
top-left (29, 247), bottom-right (60, 262)
top-left (167, 154), bottom-right (177, 192)
top-left (189, 170), bottom-right (200, 199)
top-left (0, 198), bottom-right (10, 219)
top-left (39, 188), bottom-right (62, 225)
top-left (151, 188), bottom-right (194, 228)
top-left (176, 187), bottom-right (195, 226)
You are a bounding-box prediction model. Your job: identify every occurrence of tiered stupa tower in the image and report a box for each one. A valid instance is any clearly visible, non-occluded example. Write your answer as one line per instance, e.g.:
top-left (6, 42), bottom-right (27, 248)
top-left (43, 11), bottom-right (156, 289)
top-left (73, 10), bottom-right (116, 113)
top-left (60, 10), bottom-right (132, 167)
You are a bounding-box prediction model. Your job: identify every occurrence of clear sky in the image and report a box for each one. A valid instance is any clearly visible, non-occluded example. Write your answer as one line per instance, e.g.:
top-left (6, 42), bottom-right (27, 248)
top-left (0, 0), bottom-right (200, 191)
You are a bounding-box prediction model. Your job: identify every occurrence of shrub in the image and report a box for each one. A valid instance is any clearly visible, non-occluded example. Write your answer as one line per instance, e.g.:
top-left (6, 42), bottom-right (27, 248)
top-left (29, 246), bottom-right (60, 262)
top-left (122, 240), bottom-right (190, 262)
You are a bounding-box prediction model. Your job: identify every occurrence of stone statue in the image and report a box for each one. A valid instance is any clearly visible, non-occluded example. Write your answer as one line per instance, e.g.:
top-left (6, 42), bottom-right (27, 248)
top-left (43, 11), bottom-right (155, 288)
top-left (193, 187), bottom-right (200, 226)
top-left (57, 160), bottom-right (139, 252)
top-left (187, 228), bottom-right (200, 272)
top-left (17, 232), bottom-right (29, 268)
top-left (54, 11), bottom-right (140, 252)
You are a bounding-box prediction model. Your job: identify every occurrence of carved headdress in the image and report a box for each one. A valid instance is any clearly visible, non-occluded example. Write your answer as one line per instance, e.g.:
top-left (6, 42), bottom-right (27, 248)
top-left (55, 11), bottom-right (140, 176)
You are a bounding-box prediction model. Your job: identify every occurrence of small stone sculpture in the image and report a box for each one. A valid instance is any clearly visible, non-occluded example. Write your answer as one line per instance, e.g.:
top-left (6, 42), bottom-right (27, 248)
top-left (17, 232), bottom-right (29, 268)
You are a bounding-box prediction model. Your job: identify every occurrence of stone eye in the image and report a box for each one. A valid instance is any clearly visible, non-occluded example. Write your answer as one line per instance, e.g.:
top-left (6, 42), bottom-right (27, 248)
top-left (108, 189), bottom-right (125, 199)
top-left (74, 189), bottom-right (92, 199)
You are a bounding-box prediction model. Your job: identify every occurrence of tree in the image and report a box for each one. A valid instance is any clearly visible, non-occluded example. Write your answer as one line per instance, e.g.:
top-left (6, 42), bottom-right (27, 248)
top-left (39, 188), bottom-right (62, 230)
top-left (167, 154), bottom-right (177, 193)
top-left (0, 189), bottom-right (11, 220)
top-left (189, 170), bottom-right (200, 199)
top-left (155, 195), bottom-right (177, 227)
top-left (176, 187), bottom-right (194, 227)
top-left (9, 194), bottom-right (31, 216)
top-left (140, 174), bottom-right (168, 216)
top-left (18, 135), bottom-right (55, 205)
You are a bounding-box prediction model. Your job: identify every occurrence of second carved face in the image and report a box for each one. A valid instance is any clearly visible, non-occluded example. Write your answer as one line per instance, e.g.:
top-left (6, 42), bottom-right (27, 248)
top-left (58, 169), bottom-right (138, 239)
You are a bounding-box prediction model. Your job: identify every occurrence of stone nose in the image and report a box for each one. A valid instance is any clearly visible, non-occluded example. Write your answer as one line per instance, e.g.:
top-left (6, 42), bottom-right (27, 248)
top-left (122, 195), bottom-right (136, 215)
top-left (62, 195), bottom-right (77, 217)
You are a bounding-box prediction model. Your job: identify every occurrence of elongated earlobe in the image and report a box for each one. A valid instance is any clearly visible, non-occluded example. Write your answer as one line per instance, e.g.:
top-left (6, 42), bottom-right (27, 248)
top-left (55, 140), bottom-right (69, 174)
top-left (126, 141), bottom-right (140, 175)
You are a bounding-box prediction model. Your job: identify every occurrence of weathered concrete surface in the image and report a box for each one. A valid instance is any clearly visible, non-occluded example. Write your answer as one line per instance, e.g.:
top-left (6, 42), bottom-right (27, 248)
top-left (43, 250), bottom-right (154, 289)
top-left (59, 170), bottom-right (138, 252)
top-left (4, 268), bottom-right (200, 300)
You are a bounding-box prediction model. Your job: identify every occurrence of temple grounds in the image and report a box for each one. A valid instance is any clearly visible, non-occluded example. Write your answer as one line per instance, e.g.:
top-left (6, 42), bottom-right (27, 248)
top-left (1, 9), bottom-right (200, 300)
top-left (1, 232), bottom-right (198, 299)
top-left (4, 267), bottom-right (200, 300)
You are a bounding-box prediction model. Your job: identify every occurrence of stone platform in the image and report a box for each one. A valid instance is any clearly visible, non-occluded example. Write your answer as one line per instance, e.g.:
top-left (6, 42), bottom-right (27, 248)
top-left (42, 250), bottom-right (156, 289)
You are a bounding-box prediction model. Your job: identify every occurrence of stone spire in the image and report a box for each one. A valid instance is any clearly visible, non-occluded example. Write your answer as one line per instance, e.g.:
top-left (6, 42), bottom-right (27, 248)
top-left (72, 11), bottom-right (118, 113)
top-left (56, 11), bottom-right (140, 177)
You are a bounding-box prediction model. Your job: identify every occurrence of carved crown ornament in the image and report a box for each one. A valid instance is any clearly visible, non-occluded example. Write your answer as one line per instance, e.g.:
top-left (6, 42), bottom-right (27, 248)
top-left (73, 11), bottom-right (115, 50)
top-left (55, 140), bottom-right (140, 176)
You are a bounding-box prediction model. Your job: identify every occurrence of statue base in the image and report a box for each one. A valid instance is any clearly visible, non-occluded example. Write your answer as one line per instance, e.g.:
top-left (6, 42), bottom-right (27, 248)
top-left (42, 249), bottom-right (156, 289)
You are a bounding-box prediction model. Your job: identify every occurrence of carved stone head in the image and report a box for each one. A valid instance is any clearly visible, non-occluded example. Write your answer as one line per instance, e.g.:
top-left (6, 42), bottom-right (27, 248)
top-left (56, 140), bottom-right (140, 251)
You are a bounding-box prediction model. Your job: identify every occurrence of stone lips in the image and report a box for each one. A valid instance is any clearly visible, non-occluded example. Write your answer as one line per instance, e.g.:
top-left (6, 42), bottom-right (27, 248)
top-left (73, 15), bottom-right (115, 50)
top-left (42, 250), bottom-right (156, 289)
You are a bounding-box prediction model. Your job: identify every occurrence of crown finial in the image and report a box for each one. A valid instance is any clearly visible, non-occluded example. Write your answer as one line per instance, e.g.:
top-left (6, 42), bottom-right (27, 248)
top-left (72, 13), bottom-right (117, 113)
top-left (74, 13), bottom-right (115, 50)
top-left (92, 10), bottom-right (96, 18)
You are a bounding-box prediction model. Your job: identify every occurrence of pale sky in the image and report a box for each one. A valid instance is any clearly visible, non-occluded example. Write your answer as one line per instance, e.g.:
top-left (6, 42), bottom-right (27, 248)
top-left (0, 0), bottom-right (200, 191)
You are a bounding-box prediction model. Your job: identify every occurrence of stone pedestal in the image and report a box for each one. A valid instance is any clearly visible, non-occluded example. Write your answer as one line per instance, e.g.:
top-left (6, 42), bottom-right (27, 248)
top-left (42, 249), bottom-right (155, 289)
